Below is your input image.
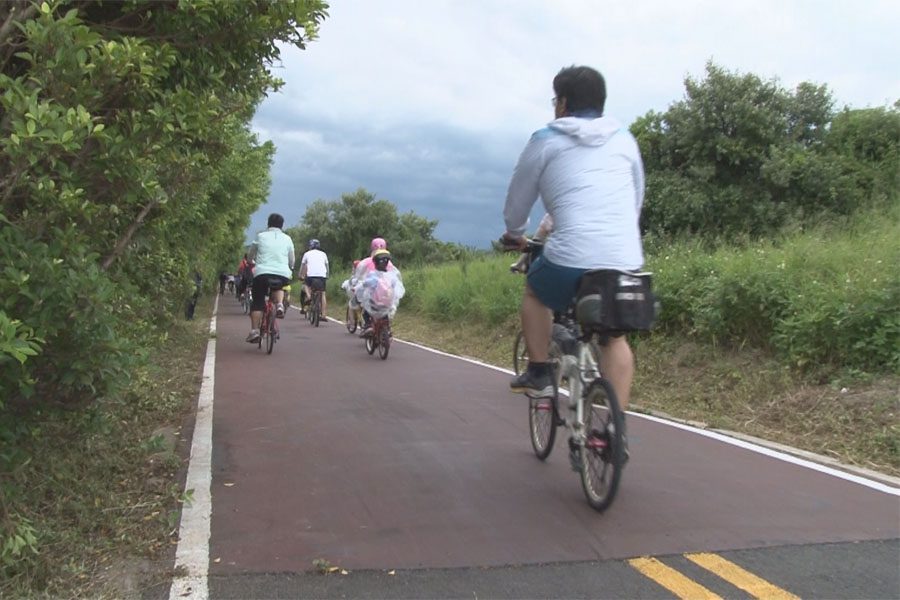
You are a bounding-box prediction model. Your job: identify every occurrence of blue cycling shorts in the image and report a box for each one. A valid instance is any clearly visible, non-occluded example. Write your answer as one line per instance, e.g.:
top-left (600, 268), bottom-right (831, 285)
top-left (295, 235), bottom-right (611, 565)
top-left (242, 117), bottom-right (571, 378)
top-left (526, 255), bottom-right (589, 312)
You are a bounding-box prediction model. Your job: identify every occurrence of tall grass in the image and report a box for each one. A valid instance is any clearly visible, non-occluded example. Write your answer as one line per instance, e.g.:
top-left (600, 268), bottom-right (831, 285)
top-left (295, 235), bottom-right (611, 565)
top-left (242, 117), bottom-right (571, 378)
top-left (401, 206), bottom-right (899, 375)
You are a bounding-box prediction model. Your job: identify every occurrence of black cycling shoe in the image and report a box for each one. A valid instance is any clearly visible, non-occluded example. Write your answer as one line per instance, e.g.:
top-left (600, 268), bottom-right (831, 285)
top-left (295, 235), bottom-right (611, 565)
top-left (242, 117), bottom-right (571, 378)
top-left (509, 370), bottom-right (553, 398)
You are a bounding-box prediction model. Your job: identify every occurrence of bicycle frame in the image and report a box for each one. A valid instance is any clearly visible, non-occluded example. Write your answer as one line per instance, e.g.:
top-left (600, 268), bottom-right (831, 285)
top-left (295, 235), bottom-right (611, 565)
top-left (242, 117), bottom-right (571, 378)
top-left (553, 332), bottom-right (601, 445)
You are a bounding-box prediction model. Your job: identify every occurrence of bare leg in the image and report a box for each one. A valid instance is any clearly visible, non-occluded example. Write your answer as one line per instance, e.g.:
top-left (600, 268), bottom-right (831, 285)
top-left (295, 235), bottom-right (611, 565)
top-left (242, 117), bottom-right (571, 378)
top-left (522, 285), bottom-right (552, 362)
top-left (250, 311), bottom-right (262, 330)
top-left (321, 293), bottom-right (327, 317)
top-left (599, 336), bottom-right (634, 411)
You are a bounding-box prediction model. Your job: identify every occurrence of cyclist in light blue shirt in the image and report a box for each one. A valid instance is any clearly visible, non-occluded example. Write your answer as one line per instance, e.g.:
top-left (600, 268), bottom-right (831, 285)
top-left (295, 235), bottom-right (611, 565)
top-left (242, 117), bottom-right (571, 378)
top-left (246, 213), bottom-right (295, 343)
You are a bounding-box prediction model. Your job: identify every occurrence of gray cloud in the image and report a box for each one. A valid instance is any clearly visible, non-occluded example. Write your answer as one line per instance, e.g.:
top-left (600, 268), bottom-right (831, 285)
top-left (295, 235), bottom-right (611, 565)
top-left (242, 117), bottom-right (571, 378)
top-left (248, 0), bottom-right (900, 247)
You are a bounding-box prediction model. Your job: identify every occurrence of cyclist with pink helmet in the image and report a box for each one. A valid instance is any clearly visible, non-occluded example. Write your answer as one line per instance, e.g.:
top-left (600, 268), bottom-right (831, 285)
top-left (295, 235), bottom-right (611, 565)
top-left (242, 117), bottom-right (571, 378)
top-left (353, 237), bottom-right (395, 283)
top-left (352, 237), bottom-right (397, 336)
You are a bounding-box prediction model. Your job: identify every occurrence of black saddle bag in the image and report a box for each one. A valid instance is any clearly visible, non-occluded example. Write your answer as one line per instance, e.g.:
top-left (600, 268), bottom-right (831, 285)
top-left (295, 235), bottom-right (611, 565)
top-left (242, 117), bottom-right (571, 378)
top-left (574, 269), bottom-right (658, 334)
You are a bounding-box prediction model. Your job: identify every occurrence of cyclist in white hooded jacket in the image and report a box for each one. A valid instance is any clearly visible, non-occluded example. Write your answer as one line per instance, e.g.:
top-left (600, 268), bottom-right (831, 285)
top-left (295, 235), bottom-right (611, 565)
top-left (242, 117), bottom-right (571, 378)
top-left (501, 65), bottom-right (645, 419)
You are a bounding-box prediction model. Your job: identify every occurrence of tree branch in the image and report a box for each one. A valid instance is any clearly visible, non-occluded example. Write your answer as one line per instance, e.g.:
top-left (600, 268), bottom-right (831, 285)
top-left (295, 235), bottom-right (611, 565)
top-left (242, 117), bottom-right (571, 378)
top-left (101, 199), bottom-right (158, 271)
top-left (0, 1), bottom-right (36, 48)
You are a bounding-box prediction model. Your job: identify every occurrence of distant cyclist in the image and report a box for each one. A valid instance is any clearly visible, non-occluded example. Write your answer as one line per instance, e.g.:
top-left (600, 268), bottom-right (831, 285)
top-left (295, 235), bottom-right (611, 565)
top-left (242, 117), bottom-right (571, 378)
top-left (246, 213), bottom-right (295, 343)
top-left (353, 238), bottom-right (397, 335)
top-left (357, 249), bottom-right (404, 332)
top-left (299, 239), bottom-right (330, 321)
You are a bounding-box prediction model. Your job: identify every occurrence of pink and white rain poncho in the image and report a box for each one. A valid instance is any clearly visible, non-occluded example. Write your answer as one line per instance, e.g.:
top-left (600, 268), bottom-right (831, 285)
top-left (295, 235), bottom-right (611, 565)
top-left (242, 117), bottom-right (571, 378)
top-left (356, 268), bottom-right (405, 318)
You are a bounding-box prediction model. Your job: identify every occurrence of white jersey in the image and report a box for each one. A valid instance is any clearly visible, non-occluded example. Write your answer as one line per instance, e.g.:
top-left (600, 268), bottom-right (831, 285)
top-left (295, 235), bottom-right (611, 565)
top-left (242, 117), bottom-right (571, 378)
top-left (301, 249), bottom-right (329, 278)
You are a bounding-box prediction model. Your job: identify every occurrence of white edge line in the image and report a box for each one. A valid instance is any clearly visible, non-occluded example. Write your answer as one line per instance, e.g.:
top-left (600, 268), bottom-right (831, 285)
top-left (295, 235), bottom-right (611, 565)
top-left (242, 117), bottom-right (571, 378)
top-left (390, 331), bottom-right (900, 497)
top-left (169, 297), bottom-right (217, 600)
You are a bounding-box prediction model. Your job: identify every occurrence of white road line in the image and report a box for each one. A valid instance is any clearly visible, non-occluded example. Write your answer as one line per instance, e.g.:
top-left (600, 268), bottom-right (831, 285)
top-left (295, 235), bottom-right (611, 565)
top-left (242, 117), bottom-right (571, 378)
top-left (392, 332), bottom-right (900, 496)
top-left (169, 297), bottom-right (217, 600)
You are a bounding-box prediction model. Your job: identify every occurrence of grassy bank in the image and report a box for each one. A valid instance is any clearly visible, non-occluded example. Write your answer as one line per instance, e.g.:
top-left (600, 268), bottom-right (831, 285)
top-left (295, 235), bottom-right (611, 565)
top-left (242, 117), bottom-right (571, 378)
top-left (0, 298), bottom-right (214, 598)
top-left (385, 207), bottom-right (899, 475)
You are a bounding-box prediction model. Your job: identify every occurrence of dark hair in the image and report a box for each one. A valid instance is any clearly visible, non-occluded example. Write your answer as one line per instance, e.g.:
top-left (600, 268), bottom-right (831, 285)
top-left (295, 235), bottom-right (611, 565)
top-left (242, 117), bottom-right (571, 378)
top-left (267, 213), bottom-right (285, 229)
top-left (552, 66), bottom-right (606, 115)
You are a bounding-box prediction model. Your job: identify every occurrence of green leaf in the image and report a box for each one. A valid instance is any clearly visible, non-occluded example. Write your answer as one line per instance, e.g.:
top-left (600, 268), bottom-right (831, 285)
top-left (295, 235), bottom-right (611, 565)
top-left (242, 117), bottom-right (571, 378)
top-left (41, 2), bottom-right (50, 14)
top-left (61, 130), bottom-right (74, 142)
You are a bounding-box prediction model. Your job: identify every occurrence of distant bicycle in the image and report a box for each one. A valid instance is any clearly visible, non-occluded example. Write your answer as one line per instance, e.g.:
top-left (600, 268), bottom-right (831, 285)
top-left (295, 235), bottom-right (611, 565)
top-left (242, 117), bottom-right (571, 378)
top-left (306, 288), bottom-right (322, 327)
top-left (240, 289), bottom-right (252, 315)
top-left (257, 279), bottom-right (281, 355)
top-left (507, 239), bottom-right (625, 512)
top-left (364, 315), bottom-right (392, 360)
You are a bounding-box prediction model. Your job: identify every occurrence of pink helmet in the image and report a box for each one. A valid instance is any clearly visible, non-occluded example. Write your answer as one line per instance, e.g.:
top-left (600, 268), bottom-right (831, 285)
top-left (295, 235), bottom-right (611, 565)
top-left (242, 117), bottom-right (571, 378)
top-left (370, 237), bottom-right (387, 252)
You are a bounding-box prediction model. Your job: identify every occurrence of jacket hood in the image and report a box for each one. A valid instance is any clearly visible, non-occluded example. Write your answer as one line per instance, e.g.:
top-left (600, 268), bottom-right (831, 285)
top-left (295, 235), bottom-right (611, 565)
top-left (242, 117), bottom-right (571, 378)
top-left (548, 115), bottom-right (624, 146)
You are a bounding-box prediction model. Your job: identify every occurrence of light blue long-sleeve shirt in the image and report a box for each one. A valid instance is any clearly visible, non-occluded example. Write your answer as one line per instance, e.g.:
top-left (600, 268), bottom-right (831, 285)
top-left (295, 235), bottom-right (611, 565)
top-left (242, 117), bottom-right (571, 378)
top-left (503, 115), bottom-right (645, 270)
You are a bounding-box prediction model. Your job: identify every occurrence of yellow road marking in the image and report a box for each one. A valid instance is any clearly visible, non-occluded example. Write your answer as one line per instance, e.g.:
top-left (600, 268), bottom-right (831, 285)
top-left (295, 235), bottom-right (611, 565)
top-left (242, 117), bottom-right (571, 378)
top-left (686, 553), bottom-right (800, 599)
top-left (628, 557), bottom-right (722, 599)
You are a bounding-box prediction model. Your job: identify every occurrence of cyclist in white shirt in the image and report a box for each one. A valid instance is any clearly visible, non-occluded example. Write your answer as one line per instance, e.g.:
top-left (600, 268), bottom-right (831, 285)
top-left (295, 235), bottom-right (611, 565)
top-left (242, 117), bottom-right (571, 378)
top-left (299, 239), bottom-right (330, 320)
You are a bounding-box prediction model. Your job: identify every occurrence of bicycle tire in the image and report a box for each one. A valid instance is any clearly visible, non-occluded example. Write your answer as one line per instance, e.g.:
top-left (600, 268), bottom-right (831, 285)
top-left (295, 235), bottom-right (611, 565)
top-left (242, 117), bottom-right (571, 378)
top-left (309, 293), bottom-right (320, 327)
top-left (512, 329), bottom-right (528, 375)
top-left (378, 324), bottom-right (390, 360)
top-left (579, 378), bottom-right (624, 512)
top-left (257, 317), bottom-right (263, 350)
top-left (528, 390), bottom-right (558, 460)
top-left (266, 321), bottom-right (275, 354)
top-left (345, 305), bottom-right (357, 333)
top-left (365, 330), bottom-right (376, 355)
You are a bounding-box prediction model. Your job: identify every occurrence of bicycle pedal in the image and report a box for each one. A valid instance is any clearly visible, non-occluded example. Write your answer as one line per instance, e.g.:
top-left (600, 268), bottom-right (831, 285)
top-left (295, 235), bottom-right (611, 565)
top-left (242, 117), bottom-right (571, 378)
top-left (566, 438), bottom-right (580, 471)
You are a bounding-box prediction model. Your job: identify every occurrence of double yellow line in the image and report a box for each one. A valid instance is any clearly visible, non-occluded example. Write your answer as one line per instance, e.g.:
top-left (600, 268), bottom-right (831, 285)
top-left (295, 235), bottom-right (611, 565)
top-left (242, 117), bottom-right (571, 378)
top-left (629, 553), bottom-right (800, 599)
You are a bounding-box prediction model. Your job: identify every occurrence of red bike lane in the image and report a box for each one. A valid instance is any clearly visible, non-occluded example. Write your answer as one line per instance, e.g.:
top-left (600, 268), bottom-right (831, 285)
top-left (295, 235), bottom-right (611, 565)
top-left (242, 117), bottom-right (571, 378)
top-left (207, 297), bottom-right (899, 575)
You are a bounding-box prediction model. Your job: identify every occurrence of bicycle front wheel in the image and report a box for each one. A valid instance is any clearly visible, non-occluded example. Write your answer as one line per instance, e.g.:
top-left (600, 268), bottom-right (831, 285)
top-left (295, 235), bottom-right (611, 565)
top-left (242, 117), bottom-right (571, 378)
top-left (528, 393), bottom-right (558, 460)
top-left (365, 332), bottom-right (376, 355)
top-left (378, 324), bottom-right (390, 360)
top-left (345, 305), bottom-right (357, 333)
top-left (512, 329), bottom-right (528, 375)
top-left (579, 378), bottom-right (624, 512)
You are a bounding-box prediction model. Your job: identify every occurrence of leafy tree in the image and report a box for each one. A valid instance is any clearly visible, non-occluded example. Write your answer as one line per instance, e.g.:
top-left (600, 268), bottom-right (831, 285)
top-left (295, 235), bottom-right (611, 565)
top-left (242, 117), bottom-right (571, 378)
top-left (286, 188), bottom-right (469, 269)
top-left (0, 0), bottom-right (328, 576)
top-left (632, 61), bottom-right (896, 239)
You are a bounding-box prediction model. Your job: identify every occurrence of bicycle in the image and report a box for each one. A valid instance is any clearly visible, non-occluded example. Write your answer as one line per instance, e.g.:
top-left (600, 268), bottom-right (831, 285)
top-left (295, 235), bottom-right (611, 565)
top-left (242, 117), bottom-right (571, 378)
top-left (507, 240), bottom-right (626, 512)
top-left (364, 314), bottom-right (391, 360)
top-left (257, 278), bottom-right (281, 355)
top-left (306, 288), bottom-right (322, 327)
top-left (240, 288), bottom-right (252, 315)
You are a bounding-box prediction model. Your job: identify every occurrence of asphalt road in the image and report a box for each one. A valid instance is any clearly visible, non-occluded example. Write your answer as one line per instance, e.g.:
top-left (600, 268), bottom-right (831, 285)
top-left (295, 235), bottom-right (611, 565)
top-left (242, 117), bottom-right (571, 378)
top-left (160, 297), bottom-right (900, 599)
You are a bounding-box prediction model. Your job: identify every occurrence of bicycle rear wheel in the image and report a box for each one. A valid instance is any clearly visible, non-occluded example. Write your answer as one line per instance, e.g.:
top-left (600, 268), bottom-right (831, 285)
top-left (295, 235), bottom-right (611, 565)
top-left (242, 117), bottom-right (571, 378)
top-left (378, 322), bottom-right (390, 360)
top-left (310, 295), bottom-right (320, 327)
top-left (579, 378), bottom-right (624, 512)
top-left (266, 322), bottom-right (276, 354)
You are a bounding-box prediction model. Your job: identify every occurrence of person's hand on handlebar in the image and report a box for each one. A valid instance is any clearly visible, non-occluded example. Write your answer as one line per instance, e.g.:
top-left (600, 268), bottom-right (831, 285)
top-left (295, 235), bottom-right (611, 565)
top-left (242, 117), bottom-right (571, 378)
top-left (499, 232), bottom-right (527, 251)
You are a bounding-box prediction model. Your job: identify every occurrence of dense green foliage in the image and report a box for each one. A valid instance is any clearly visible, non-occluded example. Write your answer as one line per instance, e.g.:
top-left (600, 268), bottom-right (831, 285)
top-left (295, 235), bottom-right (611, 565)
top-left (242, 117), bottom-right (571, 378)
top-left (633, 62), bottom-right (899, 238)
top-left (400, 206), bottom-right (899, 375)
top-left (0, 0), bottom-right (327, 580)
top-left (286, 187), bottom-right (480, 269)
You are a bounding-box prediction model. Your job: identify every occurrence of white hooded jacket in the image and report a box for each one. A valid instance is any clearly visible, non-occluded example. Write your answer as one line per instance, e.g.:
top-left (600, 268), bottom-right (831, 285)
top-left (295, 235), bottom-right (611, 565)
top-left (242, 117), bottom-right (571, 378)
top-left (503, 115), bottom-right (645, 270)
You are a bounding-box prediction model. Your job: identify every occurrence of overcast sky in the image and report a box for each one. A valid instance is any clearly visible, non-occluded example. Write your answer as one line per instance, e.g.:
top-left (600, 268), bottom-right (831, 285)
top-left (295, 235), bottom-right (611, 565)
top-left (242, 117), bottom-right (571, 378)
top-left (249, 0), bottom-right (900, 248)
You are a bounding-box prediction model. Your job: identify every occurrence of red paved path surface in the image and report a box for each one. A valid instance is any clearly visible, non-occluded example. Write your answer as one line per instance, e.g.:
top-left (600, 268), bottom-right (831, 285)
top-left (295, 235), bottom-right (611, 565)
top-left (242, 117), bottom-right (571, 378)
top-left (208, 299), bottom-right (899, 574)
